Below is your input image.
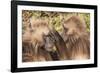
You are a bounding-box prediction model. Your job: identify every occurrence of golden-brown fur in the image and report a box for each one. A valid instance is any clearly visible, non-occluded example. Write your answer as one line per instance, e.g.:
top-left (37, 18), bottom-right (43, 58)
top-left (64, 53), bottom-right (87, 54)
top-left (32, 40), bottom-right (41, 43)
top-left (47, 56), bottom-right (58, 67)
top-left (62, 16), bottom-right (90, 60)
top-left (22, 19), bottom-right (53, 62)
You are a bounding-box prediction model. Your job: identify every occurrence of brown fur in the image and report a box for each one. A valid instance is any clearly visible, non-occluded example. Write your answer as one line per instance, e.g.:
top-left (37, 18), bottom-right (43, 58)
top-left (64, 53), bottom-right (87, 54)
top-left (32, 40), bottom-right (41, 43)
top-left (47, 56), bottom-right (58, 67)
top-left (22, 19), bottom-right (53, 62)
top-left (62, 16), bottom-right (90, 60)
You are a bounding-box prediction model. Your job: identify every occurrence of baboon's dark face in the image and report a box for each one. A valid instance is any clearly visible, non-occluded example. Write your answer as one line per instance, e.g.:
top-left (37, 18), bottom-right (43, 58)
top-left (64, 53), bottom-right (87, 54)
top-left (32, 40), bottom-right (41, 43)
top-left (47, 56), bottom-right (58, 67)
top-left (43, 34), bottom-right (55, 52)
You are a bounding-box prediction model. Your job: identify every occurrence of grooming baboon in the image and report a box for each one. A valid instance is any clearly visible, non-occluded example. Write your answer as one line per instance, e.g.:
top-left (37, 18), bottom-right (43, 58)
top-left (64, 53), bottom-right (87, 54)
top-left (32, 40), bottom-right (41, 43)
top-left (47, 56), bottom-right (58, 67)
top-left (22, 18), bottom-right (69, 62)
top-left (62, 16), bottom-right (90, 60)
top-left (22, 19), bottom-right (53, 62)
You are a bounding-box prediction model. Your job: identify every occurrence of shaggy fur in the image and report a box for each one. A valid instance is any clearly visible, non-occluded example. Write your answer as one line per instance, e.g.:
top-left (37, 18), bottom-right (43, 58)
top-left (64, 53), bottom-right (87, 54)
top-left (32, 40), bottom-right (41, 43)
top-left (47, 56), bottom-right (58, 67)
top-left (62, 16), bottom-right (90, 60)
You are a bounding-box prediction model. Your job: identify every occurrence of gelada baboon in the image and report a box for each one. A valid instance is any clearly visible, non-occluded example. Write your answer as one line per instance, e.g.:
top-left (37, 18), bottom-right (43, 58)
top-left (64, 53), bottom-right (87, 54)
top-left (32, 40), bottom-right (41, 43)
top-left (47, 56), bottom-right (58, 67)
top-left (22, 19), bottom-right (54, 62)
top-left (62, 16), bottom-right (90, 60)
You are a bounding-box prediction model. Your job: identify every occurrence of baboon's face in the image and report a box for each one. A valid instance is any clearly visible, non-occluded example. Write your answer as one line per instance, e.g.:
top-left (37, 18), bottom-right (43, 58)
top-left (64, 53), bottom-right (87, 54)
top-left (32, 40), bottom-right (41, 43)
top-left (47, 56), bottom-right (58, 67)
top-left (63, 21), bottom-right (79, 36)
top-left (43, 34), bottom-right (55, 52)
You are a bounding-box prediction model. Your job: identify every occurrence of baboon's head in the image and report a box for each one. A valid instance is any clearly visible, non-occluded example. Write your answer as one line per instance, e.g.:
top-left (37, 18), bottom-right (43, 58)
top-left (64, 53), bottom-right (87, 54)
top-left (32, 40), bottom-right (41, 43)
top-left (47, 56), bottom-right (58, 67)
top-left (62, 16), bottom-right (86, 37)
top-left (62, 16), bottom-right (87, 42)
top-left (29, 19), bottom-right (49, 46)
top-left (30, 18), bottom-right (55, 52)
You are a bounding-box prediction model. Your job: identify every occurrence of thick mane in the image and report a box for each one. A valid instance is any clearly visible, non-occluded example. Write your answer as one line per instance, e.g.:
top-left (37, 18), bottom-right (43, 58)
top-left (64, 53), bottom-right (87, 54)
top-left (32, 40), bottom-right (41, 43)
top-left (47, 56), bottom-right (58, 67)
top-left (62, 16), bottom-right (90, 60)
